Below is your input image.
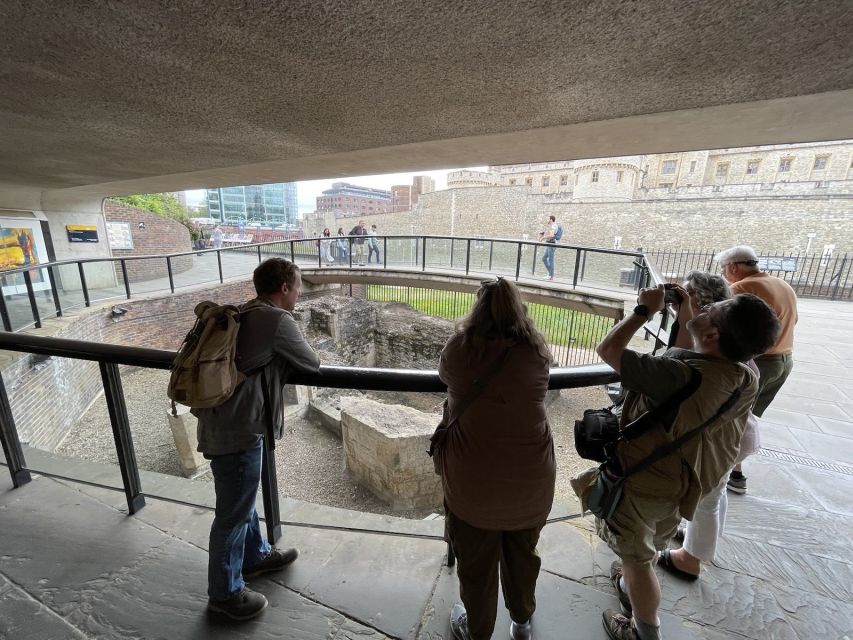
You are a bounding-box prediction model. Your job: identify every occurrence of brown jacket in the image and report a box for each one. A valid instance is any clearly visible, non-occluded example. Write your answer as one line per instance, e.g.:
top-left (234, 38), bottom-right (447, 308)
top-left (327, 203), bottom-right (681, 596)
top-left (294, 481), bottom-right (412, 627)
top-left (438, 335), bottom-right (555, 530)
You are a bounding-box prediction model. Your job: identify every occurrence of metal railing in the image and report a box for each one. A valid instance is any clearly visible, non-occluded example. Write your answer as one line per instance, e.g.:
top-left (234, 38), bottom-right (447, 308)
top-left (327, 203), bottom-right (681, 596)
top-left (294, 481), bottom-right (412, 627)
top-left (644, 248), bottom-right (852, 300)
top-left (0, 332), bottom-right (618, 551)
top-left (0, 235), bottom-right (649, 332)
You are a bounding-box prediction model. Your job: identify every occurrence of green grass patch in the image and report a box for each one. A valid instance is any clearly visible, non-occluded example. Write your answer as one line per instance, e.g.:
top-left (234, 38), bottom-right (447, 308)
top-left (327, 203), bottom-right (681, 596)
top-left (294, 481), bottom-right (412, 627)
top-left (367, 285), bottom-right (612, 349)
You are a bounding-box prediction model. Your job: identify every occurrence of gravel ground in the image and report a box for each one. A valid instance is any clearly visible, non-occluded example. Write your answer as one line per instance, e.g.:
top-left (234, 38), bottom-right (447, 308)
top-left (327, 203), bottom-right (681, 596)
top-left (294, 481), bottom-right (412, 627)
top-left (56, 368), bottom-right (610, 519)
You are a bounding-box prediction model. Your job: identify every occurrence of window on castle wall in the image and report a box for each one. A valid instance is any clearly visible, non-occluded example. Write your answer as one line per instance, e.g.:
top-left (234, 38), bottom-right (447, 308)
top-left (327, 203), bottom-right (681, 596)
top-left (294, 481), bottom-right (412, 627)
top-left (813, 155), bottom-right (830, 170)
top-left (715, 163), bottom-right (729, 177)
top-left (661, 160), bottom-right (677, 174)
top-left (746, 161), bottom-right (760, 175)
top-left (509, 178), bottom-right (517, 185)
top-left (560, 175), bottom-right (568, 186)
top-left (689, 161), bottom-right (697, 173)
top-left (525, 178), bottom-right (533, 185)
top-left (591, 171), bottom-right (599, 183)
top-left (542, 176), bottom-right (550, 187)
top-left (779, 158), bottom-right (793, 172)
top-left (616, 171), bottom-right (623, 183)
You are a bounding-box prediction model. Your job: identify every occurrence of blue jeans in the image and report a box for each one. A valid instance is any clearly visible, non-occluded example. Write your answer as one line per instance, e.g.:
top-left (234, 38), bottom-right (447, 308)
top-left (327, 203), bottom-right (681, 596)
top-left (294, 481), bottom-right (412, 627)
top-left (542, 244), bottom-right (555, 278)
top-left (208, 439), bottom-right (271, 600)
top-left (368, 243), bottom-right (381, 263)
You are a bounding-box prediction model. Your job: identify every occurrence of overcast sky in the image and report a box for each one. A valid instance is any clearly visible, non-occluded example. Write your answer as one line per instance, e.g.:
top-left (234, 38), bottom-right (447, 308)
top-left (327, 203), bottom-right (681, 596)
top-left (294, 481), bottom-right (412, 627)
top-left (184, 167), bottom-right (488, 213)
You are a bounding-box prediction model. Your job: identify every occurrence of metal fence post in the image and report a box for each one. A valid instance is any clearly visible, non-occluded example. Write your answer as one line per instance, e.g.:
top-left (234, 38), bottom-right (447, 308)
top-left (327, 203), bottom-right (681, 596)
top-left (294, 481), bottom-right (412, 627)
top-left (0, 373), bottom-right (31, 487)
top-left (488, 241), bottom-right (494, 271)
top-left (120, 260), bottom-right (131, 299)
top-left (572, 250), bottom-right (582, 288)
top-left (22, 270), bottom-right (41, 329)
top-left (47, 266), bottom-right (63, 318)
top-left (0, 290), bottom-right (11, 331)
top-left (257, 244), bottom-right (263, 263)
top-left (831, 257), bottom-right (847, 300)
top-left (383, 236), bottom-right (388, 269)
top-left (514, 243), bottom-right (522, 280)
top-left (465, 239), bottom-right (471, 275)
top-left (99, 362), bottom-right (145, 514)
top-left (166, 257), bottom-right (175, 293)
top-left (422, 237), bottom-right (427, 271)
top-left (531, 245), bottom-right (538, 275)
top-left (217, 251), bottom-right (223, 283)
top-left (260, 436), bottom-right (282, 544)
top-left (290, 240), bottom-right (295, 263)
top-left (78, 262), bottom-right (90, 307)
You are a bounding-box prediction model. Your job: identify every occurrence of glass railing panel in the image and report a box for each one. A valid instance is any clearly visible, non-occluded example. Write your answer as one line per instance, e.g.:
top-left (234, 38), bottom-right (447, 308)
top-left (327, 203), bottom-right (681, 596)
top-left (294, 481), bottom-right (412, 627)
top-left (385, 237), bottom-right (420, 269)
top-left (170, 253), bottom-right (218, 290)
top-left (575, 250), bottom-right (644, 293)
top-left (51, 263), bottom-right (88, 313)
top-left (424, 237), bottom-right (452, 270)
top-left (97, 258), bottom-right (158, 300)
top-left (219, 247), bottom-right (261, 281)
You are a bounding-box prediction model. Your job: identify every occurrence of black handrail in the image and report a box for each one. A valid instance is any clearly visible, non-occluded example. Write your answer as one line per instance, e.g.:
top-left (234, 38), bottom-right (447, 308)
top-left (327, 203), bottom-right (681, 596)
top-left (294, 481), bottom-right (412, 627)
top-left (0, 330), bottom-right (618, 552)
top-left (0, 234), bottom-right (647, 333)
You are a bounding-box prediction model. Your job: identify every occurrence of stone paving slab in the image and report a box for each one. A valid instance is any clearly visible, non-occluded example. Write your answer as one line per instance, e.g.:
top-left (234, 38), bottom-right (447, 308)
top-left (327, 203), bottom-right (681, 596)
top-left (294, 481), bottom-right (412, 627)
top-left (0, 574), bottom-right (88, 640)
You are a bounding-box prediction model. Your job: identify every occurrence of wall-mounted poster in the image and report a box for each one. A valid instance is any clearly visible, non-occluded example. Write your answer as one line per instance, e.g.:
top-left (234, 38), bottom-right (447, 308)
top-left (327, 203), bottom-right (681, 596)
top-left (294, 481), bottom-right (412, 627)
top-left (106, 221), bottom-right (133, 249)
top-left (66, 224), bottom-right (99, 243)
top-left (0, 218), bottom-right (52, 296)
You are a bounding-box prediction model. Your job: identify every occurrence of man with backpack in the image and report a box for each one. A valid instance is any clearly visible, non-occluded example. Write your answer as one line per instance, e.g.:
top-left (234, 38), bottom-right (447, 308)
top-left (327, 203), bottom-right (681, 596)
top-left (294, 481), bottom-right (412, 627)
top-left (540, 215), bottom-right (562, 281)
top-left (581, 285), bottom-right (779, 640)
top-left (193, 258), bottom-right (320, 621)
top-left (350, 219), bottom-right (368, 266)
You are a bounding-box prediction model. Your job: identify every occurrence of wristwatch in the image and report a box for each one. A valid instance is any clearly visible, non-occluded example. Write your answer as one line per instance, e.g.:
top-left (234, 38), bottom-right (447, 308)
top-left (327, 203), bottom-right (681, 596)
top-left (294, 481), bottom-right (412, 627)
top-left (633, 304), bottom-right (651, 319)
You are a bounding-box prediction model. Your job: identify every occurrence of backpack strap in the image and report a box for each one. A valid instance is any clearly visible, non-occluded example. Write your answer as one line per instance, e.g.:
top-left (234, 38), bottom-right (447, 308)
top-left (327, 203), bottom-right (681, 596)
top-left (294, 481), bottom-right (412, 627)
top-left (621, 371), bottom-right (748, 479)
top-left (617, 366), bottom-right (702, 442)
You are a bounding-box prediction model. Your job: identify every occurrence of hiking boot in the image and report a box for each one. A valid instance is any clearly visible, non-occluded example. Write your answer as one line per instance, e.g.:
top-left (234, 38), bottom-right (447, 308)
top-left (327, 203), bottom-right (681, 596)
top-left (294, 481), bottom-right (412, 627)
top-left (449, 602), bottom-right (473, 640)
top-left (609, 560), bottom-right (632, 615)
top-left (727, 473), bottom-right (747, 494)
top-left (207, 587), bottom-right (268, 621)
top-left (510, 619), bottom-right (533, 639)
top-left (243, 547), bottom-right (299, 578)
top-left (602, 608), bottom-right (638, 640)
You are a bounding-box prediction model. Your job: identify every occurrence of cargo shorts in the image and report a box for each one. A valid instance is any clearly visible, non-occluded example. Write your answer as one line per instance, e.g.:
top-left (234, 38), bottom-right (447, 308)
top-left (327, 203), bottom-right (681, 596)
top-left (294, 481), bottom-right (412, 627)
top-left (595, 489), bottom-right (681, 566)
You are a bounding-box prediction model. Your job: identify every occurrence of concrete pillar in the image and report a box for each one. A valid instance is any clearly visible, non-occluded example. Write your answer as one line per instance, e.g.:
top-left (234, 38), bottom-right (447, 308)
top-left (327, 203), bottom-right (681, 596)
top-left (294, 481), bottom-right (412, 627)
top-left (167, 404), bottom-right (208, 477)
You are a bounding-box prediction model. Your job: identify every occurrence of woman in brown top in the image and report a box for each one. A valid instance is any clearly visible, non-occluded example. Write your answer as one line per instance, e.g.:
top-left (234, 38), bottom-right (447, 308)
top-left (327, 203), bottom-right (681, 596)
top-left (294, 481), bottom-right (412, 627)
top-left (438, 278), bottom-right (555, 640)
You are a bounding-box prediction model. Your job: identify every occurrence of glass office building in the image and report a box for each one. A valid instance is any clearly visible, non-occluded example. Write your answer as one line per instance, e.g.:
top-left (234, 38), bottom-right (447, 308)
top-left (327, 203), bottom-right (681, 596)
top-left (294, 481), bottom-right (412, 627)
top-left (206, 183), bottom-right (298, 226)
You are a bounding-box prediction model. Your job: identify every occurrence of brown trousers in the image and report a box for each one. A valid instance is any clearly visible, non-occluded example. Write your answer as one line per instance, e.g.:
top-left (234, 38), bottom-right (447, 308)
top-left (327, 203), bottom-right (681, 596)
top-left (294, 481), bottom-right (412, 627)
top-left (446, 511), bottom-right (544, 640)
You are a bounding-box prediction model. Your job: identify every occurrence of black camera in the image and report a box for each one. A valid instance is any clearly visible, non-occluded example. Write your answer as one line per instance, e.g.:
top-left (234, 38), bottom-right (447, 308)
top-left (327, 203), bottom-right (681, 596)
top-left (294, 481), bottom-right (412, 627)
top-left (663, 283), bottom-right (683, 305)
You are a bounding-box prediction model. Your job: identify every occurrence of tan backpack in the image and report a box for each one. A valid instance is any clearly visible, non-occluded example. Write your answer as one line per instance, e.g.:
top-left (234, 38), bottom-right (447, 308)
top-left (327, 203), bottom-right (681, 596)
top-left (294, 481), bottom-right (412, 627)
top-left (167, 301), bottom-right (245, 411)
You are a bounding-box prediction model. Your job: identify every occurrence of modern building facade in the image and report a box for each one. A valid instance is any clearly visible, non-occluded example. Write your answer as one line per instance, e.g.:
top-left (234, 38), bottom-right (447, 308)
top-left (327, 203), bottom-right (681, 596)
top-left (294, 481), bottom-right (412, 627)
top-left (390, 175), bottom-right (436, 212)
top-left (206, 183), bottom-right (298, 225)
top-left (316, 182), bottom-right (391, 218)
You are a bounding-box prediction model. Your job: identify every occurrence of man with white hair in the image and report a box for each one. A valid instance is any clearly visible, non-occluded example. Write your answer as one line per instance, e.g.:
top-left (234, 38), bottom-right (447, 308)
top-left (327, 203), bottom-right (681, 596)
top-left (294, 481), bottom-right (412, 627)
top-left (715, 245), bottom-right (798, 493)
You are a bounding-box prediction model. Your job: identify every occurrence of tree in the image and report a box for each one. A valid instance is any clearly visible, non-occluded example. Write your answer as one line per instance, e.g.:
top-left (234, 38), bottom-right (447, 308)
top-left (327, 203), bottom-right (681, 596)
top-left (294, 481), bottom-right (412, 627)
top-left (111, 193), bottom-right (191, 224)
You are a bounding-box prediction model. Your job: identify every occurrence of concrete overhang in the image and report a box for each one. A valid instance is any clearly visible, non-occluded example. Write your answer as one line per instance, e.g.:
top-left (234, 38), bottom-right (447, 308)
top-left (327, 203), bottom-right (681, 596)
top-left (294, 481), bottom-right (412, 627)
top-left (1, 1), bottom-right (852, 199)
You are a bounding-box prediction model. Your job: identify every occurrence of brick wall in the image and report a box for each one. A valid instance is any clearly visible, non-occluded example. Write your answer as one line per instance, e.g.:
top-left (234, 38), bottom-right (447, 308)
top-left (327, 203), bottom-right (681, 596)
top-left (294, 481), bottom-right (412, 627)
top-left (6, 276), bottom-right (341, 450)
top-left (103, 200), bottom-right (193, 282)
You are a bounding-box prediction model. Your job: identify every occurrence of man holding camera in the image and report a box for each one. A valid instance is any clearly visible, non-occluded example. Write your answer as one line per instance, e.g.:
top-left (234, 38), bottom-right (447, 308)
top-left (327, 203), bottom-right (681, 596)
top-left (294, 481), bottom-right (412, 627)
top-left (591, 285), bottom-right (779, 640)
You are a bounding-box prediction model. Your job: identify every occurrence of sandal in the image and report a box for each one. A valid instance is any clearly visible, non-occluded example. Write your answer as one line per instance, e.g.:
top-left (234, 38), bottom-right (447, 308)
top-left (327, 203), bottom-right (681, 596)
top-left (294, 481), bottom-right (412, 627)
top-left (657, 549), bottom-right (699, 582)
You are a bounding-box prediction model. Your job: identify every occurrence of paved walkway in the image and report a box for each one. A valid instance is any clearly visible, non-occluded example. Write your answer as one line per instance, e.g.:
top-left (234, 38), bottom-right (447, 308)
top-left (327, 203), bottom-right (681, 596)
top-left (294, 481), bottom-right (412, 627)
top-left (2, 298), bottom-right (852, 639)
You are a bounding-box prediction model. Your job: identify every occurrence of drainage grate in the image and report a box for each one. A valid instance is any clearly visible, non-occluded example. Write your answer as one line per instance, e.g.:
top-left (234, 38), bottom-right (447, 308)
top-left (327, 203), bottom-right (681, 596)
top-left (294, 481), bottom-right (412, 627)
top-left (758, 447), bottom-right (853, 477)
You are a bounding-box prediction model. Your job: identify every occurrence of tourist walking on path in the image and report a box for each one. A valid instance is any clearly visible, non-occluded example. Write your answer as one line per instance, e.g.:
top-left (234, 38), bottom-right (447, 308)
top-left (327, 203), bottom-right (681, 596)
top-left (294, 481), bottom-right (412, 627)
top-left (319, 228), bottom-right (334, 265)
top-left (716, 245), bottom-right (798, 494)
top-left (336, 227), bottom-right (349, 262)
top-left (539, 215), bottom-right (560, 280)
top-left (212, 225), bottom-right (224, 250)
top-left (193, 258), bottom-right (320, 621)
top-left (350, 219), bottom-right (368, 265)
top-left (438, 277), bottom-right (555, 640)
top-left (367, 224), bottom-right (381, 264)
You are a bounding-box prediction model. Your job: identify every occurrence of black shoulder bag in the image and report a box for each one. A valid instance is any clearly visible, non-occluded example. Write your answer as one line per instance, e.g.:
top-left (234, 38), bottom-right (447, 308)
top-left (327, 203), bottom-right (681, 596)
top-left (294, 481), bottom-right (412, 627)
top-left (428, 348), bottom-right (511, 476)
top-left (587, 376), bottom-right (746, 521)
top-left (575, 367), bottom-right (702, 463)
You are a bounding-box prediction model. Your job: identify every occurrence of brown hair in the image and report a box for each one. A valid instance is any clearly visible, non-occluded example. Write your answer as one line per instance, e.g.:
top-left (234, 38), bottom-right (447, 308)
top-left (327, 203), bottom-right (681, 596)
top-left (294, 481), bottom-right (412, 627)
top-left (253, 258), bottom-right (300, 295)
top-left (457, 278), bottom-right (551, 361)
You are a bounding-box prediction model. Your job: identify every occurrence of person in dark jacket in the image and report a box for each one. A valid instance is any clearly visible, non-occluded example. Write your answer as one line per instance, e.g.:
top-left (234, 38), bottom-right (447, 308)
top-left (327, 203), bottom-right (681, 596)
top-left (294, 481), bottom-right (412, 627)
top-left (194, 258), bottom-right (320, 621)
top-left (350, 219), bottom-right (368, 265)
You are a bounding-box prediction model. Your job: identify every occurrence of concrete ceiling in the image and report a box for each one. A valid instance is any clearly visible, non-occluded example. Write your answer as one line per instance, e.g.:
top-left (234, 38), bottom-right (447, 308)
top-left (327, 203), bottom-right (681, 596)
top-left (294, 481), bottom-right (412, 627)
top-left (2, 1), bottom-right (853, 197)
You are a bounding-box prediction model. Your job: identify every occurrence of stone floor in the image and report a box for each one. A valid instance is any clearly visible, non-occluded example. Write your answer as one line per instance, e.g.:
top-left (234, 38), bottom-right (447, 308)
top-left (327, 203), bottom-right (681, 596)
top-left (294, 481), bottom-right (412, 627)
top-left (2, 302), bottom-right (852, 639)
